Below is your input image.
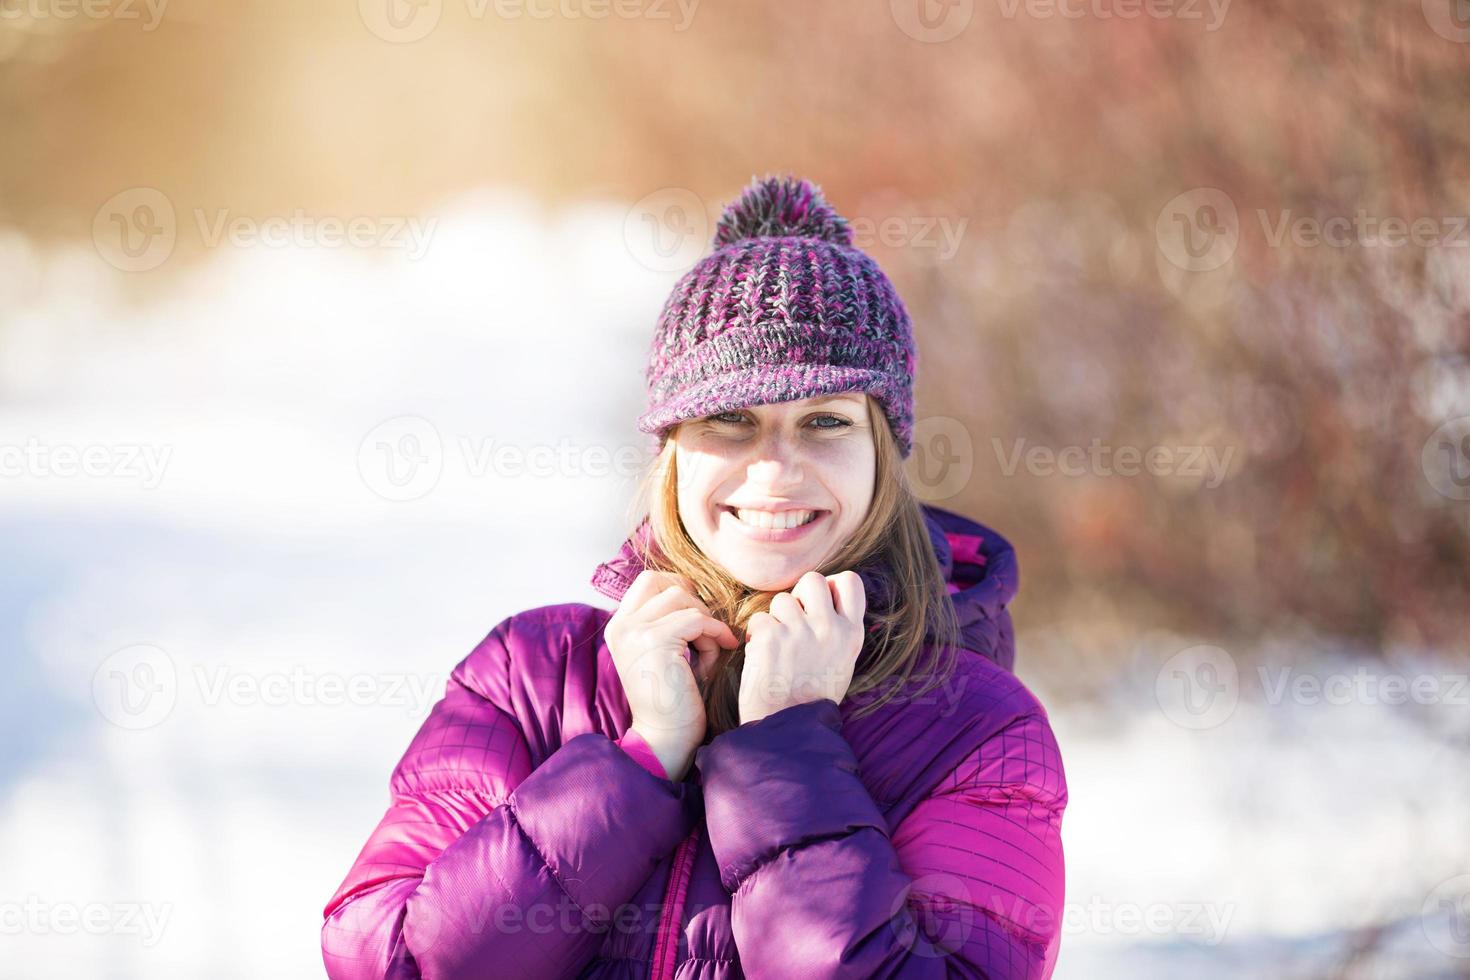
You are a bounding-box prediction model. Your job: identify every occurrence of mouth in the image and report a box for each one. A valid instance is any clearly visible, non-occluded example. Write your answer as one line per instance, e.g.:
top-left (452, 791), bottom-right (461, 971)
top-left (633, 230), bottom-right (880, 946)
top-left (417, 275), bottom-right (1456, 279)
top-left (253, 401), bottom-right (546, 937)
top-left (718, 505), bottom-right (829, 543)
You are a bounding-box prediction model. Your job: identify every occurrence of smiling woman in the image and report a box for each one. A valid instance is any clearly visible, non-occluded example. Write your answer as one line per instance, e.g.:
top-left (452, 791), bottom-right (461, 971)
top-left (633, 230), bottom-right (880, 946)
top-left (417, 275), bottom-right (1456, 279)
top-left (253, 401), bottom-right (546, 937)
top-left (676, 393), bottom-right (877, 583)
top-left (322, 175), bottom-right (1068, 980)
top-left (636, 387), bottom-right (967, 738)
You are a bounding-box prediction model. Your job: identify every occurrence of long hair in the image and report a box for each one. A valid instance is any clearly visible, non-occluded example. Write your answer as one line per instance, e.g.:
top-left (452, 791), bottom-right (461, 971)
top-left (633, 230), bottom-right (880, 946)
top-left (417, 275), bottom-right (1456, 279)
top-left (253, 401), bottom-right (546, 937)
top-left (621, 395), bottom-right (964, 737)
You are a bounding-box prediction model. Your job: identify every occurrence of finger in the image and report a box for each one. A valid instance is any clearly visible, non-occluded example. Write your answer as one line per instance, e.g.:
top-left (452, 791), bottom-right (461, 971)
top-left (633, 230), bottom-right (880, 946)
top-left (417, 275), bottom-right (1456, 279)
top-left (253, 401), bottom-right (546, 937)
top-left (680, 604), bottom-right (740, 649)
top-left (828, 570), bottom-right (866, 626)
top-left (768, 591), bottom-right (803, 625)
top-left (618, 571), bottom-right (685, 616)
top-left (636, 583), bottom-right (728, 638)
top-left (649, 590), bottom-right (740, 652)
top-left (657, 607), bottom-right (740, 651)
top-left (634, 573), bottom-right (723, 616)
top-left (792, 570), bottom-right (837, 625)
top-left (688, 637), bottom-right (722, 683)
top-left (635, 584), bottom-right (704, 622)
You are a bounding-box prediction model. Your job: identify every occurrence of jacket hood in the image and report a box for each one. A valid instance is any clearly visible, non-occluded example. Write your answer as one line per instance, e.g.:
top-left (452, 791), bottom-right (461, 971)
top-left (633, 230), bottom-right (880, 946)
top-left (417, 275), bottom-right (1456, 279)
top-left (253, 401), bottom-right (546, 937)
top-left (589, 503), bottom-right (1018, 671)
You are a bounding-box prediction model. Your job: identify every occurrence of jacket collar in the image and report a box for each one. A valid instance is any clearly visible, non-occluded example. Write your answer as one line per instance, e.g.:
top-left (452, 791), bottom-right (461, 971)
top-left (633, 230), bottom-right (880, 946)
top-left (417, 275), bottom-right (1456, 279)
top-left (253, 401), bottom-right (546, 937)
top-left (589, 503), bottom-right (1018, 671)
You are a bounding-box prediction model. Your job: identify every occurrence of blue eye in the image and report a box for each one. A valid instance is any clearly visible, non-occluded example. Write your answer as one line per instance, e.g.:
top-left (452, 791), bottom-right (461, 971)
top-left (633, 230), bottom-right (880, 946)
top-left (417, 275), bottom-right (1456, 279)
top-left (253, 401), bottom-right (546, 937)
top-left (705, 412), bottom-right (851, 429)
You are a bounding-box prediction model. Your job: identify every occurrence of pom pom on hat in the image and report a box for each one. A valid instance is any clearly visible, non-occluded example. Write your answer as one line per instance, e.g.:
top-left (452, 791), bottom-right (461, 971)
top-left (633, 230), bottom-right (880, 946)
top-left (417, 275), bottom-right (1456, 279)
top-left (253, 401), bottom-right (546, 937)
top-left (712, 174), bottom-right (854, 248)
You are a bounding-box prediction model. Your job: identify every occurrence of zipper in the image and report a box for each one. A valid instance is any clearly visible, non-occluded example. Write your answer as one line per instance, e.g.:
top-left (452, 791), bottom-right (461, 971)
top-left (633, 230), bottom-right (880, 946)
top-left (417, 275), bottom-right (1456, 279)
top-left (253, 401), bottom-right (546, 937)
top-left (650, 828), bottom-right (700, 980)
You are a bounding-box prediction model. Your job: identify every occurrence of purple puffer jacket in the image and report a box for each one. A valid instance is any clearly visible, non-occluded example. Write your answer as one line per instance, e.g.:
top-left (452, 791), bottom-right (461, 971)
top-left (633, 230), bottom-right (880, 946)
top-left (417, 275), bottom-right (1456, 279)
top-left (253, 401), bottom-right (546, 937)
top-left (322, 503), bottom-right (1067, 979)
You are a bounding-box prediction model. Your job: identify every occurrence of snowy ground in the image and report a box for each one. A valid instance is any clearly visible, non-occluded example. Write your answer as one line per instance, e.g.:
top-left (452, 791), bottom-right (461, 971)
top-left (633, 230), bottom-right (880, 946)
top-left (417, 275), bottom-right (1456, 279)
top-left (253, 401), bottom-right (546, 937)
top-left (2, 191), bottom-right (1467, 978)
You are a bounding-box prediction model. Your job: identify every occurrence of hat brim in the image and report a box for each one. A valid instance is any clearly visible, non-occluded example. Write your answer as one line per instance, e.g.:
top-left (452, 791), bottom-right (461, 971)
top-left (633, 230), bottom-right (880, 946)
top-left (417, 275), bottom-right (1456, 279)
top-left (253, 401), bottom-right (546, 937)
top-left (635, 363), bottom-right (905, 439)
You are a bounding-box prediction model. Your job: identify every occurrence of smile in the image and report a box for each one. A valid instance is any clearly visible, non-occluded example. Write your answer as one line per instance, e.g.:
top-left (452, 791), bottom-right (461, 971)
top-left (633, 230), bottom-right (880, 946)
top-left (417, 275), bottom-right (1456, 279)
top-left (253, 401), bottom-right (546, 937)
top-left (718, 505), bottom-right (828, 542)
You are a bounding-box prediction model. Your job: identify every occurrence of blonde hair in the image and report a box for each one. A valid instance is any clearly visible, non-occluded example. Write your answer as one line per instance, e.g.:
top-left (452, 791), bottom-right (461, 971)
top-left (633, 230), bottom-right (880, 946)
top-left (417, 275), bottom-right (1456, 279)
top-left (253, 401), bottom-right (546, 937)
top-left (622, 394), bottom-right (963, 737)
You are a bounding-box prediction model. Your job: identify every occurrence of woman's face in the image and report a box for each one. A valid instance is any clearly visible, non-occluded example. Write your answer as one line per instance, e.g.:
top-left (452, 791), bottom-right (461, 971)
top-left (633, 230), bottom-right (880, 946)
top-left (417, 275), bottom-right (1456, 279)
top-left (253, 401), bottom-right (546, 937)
top-left (672, 392), bottom-right (877, 592)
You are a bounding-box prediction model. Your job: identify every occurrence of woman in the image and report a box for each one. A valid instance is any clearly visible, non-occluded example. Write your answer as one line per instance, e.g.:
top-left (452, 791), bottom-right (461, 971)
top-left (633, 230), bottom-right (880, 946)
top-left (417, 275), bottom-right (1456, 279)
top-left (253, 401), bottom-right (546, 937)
top-left (321, 175), bottom-right (1067, 979)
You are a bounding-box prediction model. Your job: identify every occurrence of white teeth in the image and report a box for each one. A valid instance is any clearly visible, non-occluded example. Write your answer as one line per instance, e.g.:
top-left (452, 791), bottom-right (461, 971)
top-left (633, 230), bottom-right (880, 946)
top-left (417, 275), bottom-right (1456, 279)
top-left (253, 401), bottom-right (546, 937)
top-left (733, 508), bottom-right (817, 530)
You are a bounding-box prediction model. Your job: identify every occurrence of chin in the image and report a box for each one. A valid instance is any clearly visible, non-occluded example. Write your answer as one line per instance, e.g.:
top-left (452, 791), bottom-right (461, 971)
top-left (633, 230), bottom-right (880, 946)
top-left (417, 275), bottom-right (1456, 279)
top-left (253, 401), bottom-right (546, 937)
top-left (721, 553), bottom-right (816, 593)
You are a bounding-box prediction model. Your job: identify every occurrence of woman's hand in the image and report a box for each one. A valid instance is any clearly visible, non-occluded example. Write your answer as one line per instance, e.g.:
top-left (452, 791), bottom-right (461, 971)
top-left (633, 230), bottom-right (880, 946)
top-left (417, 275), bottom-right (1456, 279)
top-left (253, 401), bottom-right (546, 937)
top-left (605, 569), bottom-right (739, 780)
top-left (738, 570), bottom-right (867, 726)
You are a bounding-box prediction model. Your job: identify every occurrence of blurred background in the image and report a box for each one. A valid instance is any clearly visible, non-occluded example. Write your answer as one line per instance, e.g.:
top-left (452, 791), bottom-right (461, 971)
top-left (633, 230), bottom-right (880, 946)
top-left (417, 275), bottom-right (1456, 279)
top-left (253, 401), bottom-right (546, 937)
top-left (3, 0), bottom-right (1470, 976)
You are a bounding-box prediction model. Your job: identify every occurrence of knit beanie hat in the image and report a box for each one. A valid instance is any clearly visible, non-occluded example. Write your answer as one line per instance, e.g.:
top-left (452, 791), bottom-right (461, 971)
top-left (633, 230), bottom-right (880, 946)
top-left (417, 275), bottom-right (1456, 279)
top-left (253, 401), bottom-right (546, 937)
top-left (635, 174), bottom-right (918, 458)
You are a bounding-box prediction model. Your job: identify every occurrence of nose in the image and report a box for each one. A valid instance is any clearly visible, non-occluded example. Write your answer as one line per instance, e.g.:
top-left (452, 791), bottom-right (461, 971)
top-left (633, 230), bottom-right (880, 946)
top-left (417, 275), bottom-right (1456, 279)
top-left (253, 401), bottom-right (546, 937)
top-left (744, 431), bottom-right (806, 491)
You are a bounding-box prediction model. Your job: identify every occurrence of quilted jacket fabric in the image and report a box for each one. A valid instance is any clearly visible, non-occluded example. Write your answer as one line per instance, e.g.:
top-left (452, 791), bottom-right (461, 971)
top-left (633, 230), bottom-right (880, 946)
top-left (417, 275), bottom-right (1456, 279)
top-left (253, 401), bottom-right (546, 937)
top-left (322, 503), bottom-right (1067, 979)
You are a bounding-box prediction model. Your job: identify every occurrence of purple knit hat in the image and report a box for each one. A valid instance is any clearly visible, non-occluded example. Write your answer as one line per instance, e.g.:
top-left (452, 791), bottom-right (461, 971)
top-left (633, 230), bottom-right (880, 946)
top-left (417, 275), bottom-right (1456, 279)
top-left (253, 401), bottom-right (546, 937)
top-left (635, 174), bottom-right (918, 458)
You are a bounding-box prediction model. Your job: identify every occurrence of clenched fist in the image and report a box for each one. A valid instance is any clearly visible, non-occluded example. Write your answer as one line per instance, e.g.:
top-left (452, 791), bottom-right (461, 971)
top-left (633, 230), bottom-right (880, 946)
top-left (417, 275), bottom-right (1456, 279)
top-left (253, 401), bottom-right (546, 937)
top-left (738, 570), bottom-right (867, 726)
top-left (604, 570), bottom-right (739, 780)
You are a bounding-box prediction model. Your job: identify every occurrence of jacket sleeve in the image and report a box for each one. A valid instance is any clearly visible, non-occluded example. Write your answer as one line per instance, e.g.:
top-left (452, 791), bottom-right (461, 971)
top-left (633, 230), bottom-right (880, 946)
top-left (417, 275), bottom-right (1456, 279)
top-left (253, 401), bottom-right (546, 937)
top-left (614, 725), bottom-right (671, 780)
top-left (321, 616), bottom-right (700, 980)
top-left (695, 698), bottom-right (1066, 979)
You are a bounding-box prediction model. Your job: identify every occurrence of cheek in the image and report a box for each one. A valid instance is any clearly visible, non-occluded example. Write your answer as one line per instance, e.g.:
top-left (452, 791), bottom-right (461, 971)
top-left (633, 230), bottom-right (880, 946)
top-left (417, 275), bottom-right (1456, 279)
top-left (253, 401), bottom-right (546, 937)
top-left (829, 461), bottom-right (870, 528)
top-left (820, 445), bottom-right (876, 505)
top-left (676, 451), bottom-right (731, 512)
